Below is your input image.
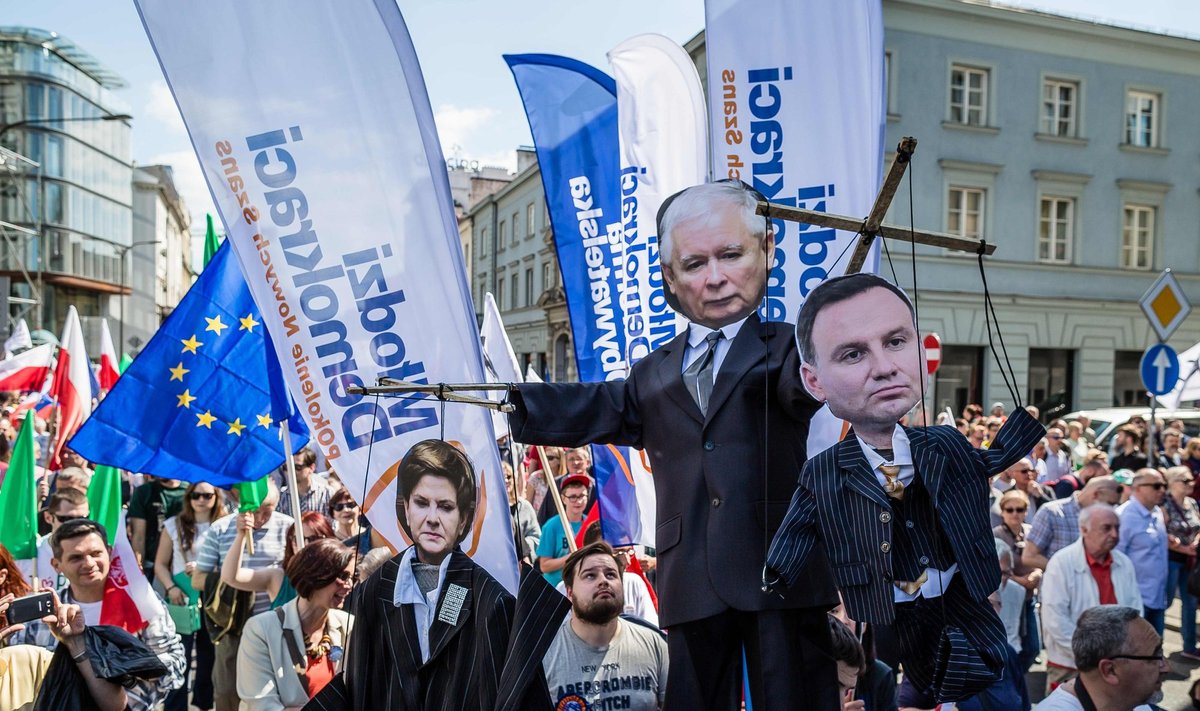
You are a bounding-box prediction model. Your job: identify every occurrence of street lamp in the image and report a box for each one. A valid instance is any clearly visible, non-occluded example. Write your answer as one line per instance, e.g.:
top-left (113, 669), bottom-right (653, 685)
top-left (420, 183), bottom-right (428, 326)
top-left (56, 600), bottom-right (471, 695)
top-left (0, 112), bottom-right (132, 330)
top-left (117, 239), bottom-right (159, 357)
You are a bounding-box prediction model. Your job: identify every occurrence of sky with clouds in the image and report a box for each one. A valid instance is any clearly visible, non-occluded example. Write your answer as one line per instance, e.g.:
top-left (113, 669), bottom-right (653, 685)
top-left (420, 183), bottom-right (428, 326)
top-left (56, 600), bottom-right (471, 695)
top-left (8, 0), bottom-right (1200, 235)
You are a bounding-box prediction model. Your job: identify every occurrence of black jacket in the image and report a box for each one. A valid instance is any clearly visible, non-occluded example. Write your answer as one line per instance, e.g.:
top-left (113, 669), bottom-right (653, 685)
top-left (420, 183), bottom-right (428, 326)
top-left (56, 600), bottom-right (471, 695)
top-left (510, 314), bottom-right (837, 627)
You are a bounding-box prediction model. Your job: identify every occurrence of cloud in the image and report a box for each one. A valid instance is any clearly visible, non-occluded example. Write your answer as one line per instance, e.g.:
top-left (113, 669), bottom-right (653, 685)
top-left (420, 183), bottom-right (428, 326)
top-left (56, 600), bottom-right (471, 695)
top-left (145, 149), bottom-right (216, 233)
top-left (143, 80), bottom-right (188, 138)
top-left (433, 104), bottom-right (499, 160)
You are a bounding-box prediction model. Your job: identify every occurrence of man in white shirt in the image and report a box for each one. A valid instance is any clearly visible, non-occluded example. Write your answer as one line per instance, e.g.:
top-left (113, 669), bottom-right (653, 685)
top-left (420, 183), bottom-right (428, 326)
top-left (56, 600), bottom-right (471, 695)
top-left (1040, 504), bottom-right (1142, 693)
top-left (1036, 605), bottom-right (1168, 711)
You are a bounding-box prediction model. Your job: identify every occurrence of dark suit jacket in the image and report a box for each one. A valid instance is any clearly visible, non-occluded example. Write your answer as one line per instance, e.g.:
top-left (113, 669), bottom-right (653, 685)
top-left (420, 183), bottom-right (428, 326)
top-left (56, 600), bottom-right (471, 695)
top-left (766, 409), bottom-right (1045, 625)
top-left (306, 550), bottom-right (568, 711)
top-left (510, 314), bottom-right (837, 628)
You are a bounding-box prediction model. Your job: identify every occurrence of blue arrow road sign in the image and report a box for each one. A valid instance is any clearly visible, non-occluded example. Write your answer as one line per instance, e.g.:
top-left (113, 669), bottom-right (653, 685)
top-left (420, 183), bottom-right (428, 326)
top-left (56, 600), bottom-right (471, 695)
top-left (1141, 343), bottom-right (1180, 397)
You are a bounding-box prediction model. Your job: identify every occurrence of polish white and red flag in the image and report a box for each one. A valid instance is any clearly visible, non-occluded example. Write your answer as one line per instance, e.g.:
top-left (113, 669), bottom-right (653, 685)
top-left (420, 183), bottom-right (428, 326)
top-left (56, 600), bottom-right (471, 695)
top-left (102, 511), bottom-right (164, 633)
top-left (98, 319), bottom-right (120, 392)
top-left (48, 306), bottom-right (92, 469)
top-left (0, 344), bottom-right (53, 392)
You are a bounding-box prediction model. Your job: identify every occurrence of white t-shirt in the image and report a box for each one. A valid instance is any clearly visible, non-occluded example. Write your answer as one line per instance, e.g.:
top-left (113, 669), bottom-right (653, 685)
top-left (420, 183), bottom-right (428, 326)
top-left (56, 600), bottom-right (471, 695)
top-left (543, 618), bottom-right (668, 711)
top-left (1035, 684), bottom-right (1154, 711)
top-left (161, 517), bottom-right (212, 577)
top-left (76, 600), bottom-right (103, 626)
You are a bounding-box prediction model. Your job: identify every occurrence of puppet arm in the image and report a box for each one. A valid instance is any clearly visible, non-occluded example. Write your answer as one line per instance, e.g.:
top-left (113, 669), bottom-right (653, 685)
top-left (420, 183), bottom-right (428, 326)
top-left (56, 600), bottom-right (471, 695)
top-left (763, 479), bottom-right (821, 594)
top-left (976, 408), bottom-right (1046, 477)
top-left (509, 378), bottom-right (644, 450)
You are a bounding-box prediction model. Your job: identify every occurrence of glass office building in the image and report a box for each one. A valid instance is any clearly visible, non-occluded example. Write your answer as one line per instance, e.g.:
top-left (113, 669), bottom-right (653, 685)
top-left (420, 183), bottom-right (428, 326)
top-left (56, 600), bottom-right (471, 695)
top-left (0, 26), bottom-right (132, 330)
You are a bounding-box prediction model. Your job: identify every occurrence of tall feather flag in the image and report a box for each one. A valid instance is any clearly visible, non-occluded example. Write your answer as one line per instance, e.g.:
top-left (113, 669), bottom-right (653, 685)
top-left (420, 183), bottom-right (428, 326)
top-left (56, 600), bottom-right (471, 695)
top-left (48, 306), bottom-right (92, 470)
top-left (68, 241), bottom-right (308, 486)
top-left (87, 464), bottom-right (123, 544)
top-left (102, 511), bottom-right (167, 634)
top-left (204, 213), bottom-right (221, 268)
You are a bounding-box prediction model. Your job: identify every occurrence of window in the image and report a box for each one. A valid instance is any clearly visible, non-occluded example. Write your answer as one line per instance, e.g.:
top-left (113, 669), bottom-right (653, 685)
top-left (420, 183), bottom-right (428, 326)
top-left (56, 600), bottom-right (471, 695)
top-left (1028, 348), bottom-right (1075, 417)
top-left (1113, 351), bottom-right (1144, 406)
top-left (525, 267), bottom-right (534, 305)
top-left (542, 261), bottom-right (553, 290)
top-left (1038, 196), bottom-right (1074, 263)
top-left (1121, 204), bottom-right (1154, 270)
top-left (498, 221), bottom-right (507, 251)
top-left (512, 212), bottom-right (520, 245)
top-left (884, 50), bottom-right (895, 115)
top-left (933, 346), bottom-right (984, 417)
top-left (1042, 79), bottom-right (1078, 137)
top-left (479, 227), bottom-right (487, 256)
top-left (949, 65), bottom-right (988, 126)
top-left (495, 277), bottom-right (504, 310)
top-left (1125, 91), bottom-right (1159, 147)
top-left (946, 187), bottom-right (985, 241)
top-left (526, 203), bottom-right (536, 237)
top-left (510, 273), bottom-right (518, 309)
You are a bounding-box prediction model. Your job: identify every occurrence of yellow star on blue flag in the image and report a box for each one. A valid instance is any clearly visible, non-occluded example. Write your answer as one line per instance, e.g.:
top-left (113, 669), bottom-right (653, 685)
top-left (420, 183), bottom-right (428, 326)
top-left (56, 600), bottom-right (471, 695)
top-left (68, 242), bottom-right (309, 487)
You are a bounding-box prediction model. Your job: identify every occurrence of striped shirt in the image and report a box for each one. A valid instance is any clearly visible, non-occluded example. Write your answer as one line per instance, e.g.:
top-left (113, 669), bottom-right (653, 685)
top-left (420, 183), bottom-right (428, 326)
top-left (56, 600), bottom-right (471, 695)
top-left (1027, 494), bottom-right (1081, 561)
top-left (195, 511), bottom-right (294, 614)
top-left (277, 476), bottom-right (334, 519)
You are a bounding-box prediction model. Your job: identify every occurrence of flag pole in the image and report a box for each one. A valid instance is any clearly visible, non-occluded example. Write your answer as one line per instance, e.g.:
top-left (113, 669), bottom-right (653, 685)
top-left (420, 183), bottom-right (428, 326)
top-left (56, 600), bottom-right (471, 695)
top-left (536, 445), bottom-right (577, 554)
top-left (281, 426), bottom-right (304, 552)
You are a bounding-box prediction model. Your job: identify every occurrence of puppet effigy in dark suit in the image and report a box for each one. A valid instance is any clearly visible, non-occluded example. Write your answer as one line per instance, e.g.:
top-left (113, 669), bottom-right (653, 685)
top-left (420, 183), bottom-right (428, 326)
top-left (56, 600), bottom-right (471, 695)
top-left (764, 273), bottom-right (1045, 702)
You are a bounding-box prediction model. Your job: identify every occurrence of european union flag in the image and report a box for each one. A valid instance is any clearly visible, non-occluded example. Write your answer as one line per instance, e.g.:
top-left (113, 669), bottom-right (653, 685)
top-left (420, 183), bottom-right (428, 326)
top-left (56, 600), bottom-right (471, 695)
top-left (69, 242), bottom-right (309, 486)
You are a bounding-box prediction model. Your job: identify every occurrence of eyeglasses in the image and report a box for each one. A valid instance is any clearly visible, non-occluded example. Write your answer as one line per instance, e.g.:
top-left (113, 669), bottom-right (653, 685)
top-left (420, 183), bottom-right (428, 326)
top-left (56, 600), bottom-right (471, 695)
top-left (1138, 482), bottom-right (1168, 490)
top-left (563, 494), bottom-right (588, 502)
top-left (332, 502), bottom-right (358, 512)
top-left (51, 513), bottom-right (83, 524)
top-left (189, 492), bottom-right (216, 501)
top-left (1016, 467), bottom-right (1035, 473)
top-left (1003, 507), bottom-right (1027, 514)
top-left (1107, 652), bottom-right (1166, 663)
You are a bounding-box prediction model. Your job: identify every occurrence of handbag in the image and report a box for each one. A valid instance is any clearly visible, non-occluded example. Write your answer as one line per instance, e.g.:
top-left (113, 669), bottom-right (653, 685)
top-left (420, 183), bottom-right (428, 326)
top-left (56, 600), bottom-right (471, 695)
top-left (202, 572), bottom-right (254, 643)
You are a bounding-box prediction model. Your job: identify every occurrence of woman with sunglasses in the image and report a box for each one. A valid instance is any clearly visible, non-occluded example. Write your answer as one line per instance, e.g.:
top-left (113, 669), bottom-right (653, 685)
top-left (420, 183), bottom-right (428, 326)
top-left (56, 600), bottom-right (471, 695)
top-left (156, 481), bottom-right (227, 711)
top-left (1164, 466), bottom-right (1200, 660)
top-left (992, 488), bottom-right (1043, 672)
top-left (221, 510), bottom-right (336, 611)
top-left (236, 538), bottom-right (355, 709)
top-left (328, 489), bottom-right (376, 557)
top-left (524, 445), bottom-right (565, 515)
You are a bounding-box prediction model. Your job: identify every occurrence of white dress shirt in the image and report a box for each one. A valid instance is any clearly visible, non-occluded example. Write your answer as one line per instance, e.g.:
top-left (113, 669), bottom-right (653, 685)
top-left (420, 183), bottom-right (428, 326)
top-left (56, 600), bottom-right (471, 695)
top-left (857, 425), bottom-right (958, 603)
top-left (680, 317), bottom-right (748, 380)
top-left (392, 546), bottom-right (454, 662)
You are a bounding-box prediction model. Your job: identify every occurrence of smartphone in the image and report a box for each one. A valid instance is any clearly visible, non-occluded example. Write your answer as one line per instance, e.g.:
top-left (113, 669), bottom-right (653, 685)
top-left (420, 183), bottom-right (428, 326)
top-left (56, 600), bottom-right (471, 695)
top-left (8, 591), bottom-right (54, 625)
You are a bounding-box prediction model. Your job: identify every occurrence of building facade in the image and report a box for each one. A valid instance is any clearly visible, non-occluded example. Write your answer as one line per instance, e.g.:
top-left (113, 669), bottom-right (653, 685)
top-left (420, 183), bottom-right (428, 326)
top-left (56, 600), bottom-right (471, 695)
top-left (0, 26), bottom-right (137, 343)
top-left (466, 149), bottom-right (574, 381)
top-left (129, 164), bottom-right (191, 353)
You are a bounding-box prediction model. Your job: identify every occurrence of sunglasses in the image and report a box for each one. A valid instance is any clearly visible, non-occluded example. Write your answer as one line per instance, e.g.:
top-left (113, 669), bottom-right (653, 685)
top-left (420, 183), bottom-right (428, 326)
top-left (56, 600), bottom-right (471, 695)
top-left (563, 494), bottom-right (588, 502)
top-left (1003, 507), bottom-right (1027, 514)
top-left (1016, 467), bottom-right (1034, 473)
top-left (332, 502), bottom-right (358, 512)
top-left (51, 513), bottom-right (83, 524)
top-left (1138, 482), bottom-right (1168, 490)
top-left (189, 492), bottom-right (216, 501)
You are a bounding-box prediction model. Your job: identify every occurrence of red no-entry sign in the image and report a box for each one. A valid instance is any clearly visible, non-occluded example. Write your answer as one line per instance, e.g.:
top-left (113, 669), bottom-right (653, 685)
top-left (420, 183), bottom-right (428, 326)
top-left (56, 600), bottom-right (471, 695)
top-left (924, 333), bottom-right (942, 375)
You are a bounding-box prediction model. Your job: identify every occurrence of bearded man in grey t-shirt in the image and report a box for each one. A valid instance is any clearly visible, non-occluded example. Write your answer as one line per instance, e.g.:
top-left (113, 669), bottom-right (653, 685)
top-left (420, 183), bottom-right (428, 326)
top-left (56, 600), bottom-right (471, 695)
top-left (544, 542), bottom-right (668, 711)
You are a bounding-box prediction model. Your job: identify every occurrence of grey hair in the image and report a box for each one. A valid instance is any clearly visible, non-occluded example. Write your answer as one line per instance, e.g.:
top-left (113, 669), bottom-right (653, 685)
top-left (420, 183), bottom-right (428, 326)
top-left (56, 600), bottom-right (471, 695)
top-left (1072, 605), bottom-right (1142, 671)
top-left (1078, 502), bottom-right (1116, 531)
top-left (1132, 467), bottom-right (1163, 485)
top-left (657, 182), bottom-right (766, 265)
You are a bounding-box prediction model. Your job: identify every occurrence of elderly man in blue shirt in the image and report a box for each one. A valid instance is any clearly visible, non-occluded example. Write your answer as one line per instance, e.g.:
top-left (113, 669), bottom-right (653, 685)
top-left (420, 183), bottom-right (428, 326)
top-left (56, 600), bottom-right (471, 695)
top-left (1117, 467), bottom-right (1169, 633)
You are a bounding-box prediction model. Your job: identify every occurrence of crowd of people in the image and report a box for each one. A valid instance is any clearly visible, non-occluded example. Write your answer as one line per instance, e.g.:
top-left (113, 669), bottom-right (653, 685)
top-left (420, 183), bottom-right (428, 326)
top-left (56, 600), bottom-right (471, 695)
top-left (0, 396), bottom-right (1184, 709)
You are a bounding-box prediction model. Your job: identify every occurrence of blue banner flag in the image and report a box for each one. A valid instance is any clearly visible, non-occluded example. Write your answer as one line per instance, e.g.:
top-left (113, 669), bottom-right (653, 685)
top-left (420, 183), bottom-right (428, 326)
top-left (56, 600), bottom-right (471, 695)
top-left (506, 54), bottom-right (643, 546)
top-left (69, 242), bottom-right (309, 486)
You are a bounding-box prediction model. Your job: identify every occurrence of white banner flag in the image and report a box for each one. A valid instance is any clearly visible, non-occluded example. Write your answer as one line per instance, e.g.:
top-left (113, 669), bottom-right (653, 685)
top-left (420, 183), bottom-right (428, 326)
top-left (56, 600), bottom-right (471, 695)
top-left (480, 292), bottom-right (522, 440)
top-left (704, 0), bottom-right (885, 453)
top-left (136, 0), bottom-right (518, 590)
top-left (608, 33), bottom-right (707, 546)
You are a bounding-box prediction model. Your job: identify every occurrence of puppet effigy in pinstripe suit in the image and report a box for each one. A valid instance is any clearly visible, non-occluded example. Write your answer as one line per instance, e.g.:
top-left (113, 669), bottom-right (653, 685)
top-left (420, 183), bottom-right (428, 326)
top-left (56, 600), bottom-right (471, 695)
top-left (764, 273), bottom-right (1044, 702)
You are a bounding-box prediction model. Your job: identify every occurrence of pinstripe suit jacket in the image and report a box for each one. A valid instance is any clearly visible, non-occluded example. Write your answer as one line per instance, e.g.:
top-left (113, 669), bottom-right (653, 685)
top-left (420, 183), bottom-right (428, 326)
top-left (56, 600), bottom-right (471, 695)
top-left (766, 409), bottom-right (1045, 625)
top-left (307, 550), bottom-right (568, 711)
top-left (511, 315), bottom-right (837, 627)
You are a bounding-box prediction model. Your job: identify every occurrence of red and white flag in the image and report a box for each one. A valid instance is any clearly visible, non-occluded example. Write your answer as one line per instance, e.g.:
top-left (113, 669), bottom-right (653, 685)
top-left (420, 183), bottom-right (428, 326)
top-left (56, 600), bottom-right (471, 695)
top-left (102, 512), bottom-right (164, 633)
top-left (98, 319), bottom-right (119, 392)
top-left (0, 344), bottom-right (53, 392)
top-left (48, 306), bottom-right (92, 469)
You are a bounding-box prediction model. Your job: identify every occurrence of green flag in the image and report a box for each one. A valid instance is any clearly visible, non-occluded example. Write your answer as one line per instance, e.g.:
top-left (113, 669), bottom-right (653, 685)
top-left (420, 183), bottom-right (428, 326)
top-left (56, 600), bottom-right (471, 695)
top-left (204, 213), bottom-right (221, 268)
top-left (118, 353), bottom-right (133, 374)
top-left (234, 475), bottom-right (270, 512)
top-left (0, 414), bottom-right (39, 559)
top-left (87, 465), bottom-right (123, 544)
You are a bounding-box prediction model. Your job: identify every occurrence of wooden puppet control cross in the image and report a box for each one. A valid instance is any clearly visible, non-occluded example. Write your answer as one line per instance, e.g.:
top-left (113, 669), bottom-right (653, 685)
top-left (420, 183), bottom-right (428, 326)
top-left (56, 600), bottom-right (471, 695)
top-left (756, 137), bottom-right (996, 274)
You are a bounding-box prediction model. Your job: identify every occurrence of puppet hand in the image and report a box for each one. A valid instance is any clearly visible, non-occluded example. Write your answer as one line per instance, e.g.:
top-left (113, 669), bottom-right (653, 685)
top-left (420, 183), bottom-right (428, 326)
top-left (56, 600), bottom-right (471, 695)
top-left (761, 565), bottom-right (784, 597)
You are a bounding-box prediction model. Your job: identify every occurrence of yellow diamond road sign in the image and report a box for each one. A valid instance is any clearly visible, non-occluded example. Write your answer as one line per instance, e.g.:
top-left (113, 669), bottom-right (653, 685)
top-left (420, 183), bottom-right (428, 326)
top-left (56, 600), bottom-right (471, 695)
top-left (1140, 269), bottom-right (1191, 342)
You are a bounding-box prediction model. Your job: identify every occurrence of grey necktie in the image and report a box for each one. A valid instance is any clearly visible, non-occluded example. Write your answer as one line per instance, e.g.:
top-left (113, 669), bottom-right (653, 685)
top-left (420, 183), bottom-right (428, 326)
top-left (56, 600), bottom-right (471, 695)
top-left (684, 330), bottom-right (723, 415)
